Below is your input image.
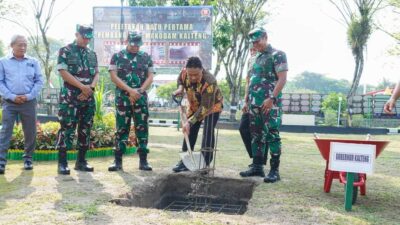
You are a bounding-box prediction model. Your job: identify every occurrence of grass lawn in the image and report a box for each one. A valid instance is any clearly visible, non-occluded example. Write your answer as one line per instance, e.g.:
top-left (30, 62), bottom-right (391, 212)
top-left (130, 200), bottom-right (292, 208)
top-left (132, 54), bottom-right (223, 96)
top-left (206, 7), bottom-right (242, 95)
top-left (0, 127), bottom-right (399, 225)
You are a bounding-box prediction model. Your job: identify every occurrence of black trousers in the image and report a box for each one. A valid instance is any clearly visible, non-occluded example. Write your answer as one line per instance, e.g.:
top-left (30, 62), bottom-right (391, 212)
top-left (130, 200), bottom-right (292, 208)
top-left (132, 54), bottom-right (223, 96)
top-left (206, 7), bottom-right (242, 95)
top-left (182, 112), bottom-right (220, 165)
top-left (239, 112), bottom-right (268, 165)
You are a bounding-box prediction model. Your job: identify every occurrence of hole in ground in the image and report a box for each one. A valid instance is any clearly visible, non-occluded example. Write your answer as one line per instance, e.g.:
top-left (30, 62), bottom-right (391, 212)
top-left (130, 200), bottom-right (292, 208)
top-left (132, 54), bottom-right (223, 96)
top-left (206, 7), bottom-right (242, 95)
top-left (111, 173), bottom-right (257, 215)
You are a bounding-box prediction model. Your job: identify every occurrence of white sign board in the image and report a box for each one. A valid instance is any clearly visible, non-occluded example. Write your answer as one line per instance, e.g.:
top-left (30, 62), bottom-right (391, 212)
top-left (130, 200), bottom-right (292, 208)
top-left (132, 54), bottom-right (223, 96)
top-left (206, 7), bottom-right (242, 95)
top-left (329, 142), bottom-right (376, 174)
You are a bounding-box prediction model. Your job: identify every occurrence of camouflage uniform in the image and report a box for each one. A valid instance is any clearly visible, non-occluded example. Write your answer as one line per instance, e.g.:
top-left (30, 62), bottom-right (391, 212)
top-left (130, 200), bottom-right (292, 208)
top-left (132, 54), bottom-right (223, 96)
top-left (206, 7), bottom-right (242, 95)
top-left (248, 44), bottom-right (287, 159)
top-left (55, 25), bottom-right (98, 174)
top-left (108, 32), bottom-right (155, 171)
top-left (240, 27), bottom-right (288, 181)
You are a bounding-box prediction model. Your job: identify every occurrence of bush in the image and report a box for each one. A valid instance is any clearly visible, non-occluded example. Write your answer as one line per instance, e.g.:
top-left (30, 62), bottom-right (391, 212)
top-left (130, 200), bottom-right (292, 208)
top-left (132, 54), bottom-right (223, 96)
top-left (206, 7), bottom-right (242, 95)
top-left (36, 122), bottom-right (60, 150)
top-left (324, 109), bottom-right (338, 126)
top-left (10, 124), bottom-right (24, 149)
top-left (351, 114), bottom-right (365, 127)
top-left (321, 92), bottom-right (347, 114)
top-left (8, 113), bottom-right (135, 150)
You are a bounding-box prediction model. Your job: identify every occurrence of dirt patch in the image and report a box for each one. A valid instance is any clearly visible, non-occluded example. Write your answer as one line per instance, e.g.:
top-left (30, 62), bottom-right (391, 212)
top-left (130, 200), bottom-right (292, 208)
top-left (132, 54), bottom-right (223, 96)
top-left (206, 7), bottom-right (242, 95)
top-left (111, 173), bottom-right (257, 214)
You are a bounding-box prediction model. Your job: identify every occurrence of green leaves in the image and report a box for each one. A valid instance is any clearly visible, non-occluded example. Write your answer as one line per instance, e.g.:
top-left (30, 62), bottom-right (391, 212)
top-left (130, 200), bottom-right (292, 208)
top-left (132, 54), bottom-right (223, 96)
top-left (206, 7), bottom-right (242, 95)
top-left (321, 92), bottom-right (347, 114)
top-left (156, 82), bottom-right (177, 100)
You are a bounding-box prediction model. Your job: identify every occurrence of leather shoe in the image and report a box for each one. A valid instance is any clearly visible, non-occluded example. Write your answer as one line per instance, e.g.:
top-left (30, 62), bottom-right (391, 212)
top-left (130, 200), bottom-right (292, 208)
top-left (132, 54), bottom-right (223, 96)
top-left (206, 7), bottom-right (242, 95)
top-left (172, 161), bottom-right (188, 173)
top-left (0, 165), bottom-right (5, 174)
top-left (24, 161), bottom-right (33, 170)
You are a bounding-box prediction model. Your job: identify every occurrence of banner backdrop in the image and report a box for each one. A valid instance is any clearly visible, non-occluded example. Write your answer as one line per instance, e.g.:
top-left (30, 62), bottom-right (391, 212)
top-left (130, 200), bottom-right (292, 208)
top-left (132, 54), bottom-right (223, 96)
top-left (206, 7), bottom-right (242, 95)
top-left (93, 6), bottom-right (213, 69)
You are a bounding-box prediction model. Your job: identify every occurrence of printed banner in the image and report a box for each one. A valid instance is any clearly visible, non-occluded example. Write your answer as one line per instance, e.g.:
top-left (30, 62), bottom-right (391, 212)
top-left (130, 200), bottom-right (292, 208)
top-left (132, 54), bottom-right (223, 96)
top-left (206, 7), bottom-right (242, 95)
top-left (93, 6), bottom-right (213, 69)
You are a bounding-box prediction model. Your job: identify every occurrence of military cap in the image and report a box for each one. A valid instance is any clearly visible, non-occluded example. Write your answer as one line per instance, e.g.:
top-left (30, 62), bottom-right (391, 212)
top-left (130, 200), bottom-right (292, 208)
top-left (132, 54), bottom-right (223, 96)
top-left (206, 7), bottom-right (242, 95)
top-left (127, 31), bottom-right (143, 46)
top-left (76, 24), bottom-right (94, 39)
top-left (248, 27), bottom-right (267, 42)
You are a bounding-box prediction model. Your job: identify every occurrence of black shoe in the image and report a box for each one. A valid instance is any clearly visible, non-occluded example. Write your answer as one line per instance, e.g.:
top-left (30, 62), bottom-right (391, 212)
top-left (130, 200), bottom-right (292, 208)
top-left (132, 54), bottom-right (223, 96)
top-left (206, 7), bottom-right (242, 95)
top-left (139, 161), bottom-right (153, 171)
top-left (239, 165), bottom-right (265, 177)
top-left (108, 160), bottom-right (123, 171)
top-left (0, 165), bottom-right (5, 174)
top-left (23, 161), bottom-right (33, 170)
top-left (248, 163), bottom-right (254, 168)
top-left (172, 161), bottom-right (188, 173)
top-left (58, 163), bottom-right (70, 175)
top-left (264, 169), bottom-right (280, 183)
top-left (74, 161), bottom-right (94, 172)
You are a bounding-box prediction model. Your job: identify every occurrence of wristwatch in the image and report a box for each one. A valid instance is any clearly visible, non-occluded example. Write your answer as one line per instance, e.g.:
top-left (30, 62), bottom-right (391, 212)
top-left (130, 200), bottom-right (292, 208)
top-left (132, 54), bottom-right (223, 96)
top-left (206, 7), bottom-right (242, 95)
top-left (137, 88), bottom-right (145, 94)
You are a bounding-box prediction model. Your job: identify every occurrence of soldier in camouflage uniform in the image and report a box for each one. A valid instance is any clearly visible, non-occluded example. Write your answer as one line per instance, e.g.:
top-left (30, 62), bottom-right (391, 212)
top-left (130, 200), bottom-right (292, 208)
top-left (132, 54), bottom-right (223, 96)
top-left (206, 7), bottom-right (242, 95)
top-left (239, 46), bottom-right (268, 167)
top-left (239, 27), bottom-right (288, 183)
top-left (55, 25), bottom-right (99, 175)
top-left (108, 31), bottom-right (154, 171)
top-left (172, 56), bottom-right (223, 173)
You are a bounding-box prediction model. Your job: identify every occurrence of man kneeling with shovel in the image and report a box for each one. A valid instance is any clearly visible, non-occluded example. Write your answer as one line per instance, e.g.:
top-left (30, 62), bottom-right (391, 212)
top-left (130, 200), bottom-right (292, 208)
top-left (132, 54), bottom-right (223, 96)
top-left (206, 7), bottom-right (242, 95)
top-left (172, 56), bottom-right (223, 173)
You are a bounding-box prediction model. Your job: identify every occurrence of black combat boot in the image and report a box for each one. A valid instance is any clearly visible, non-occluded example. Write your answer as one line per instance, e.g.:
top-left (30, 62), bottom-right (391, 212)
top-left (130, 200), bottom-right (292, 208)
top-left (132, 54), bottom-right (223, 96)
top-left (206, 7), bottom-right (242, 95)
top-left (58, 150), bottom-right (70, 175)
top-left (108, 151), bottom-right (123, 171)
top-left (139, 152), bottom-right (152, 171)
top-left (264, 155), bottom-right (280, 183)
top-left (74, 150), bottom-right (94, 172)
top-left (172, 160), bottom-right (188, 173)
top-left (240, 156), bottom-right (265, 177)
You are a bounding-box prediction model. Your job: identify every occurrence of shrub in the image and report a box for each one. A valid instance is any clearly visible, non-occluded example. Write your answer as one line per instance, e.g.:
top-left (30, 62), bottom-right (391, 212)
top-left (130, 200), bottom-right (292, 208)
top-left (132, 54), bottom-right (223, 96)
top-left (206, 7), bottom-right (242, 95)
top-left (8, 113), bottom-right (134, 150)
top-left (351, 114), bottom-right (365, 127)
top-left (324, 109), bottom-right (338, 126)
top-left (321, 92), bottom-right (347, 114)
top-left (36, 122), bottom-right (60, 150)
top-left (10, 124), bottom-right (24, 149)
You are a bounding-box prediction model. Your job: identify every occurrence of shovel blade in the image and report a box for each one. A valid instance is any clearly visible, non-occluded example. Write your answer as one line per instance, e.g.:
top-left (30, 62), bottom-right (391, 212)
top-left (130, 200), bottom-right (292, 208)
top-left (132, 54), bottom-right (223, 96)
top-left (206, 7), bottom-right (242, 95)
top-left (179, 152), bottom-right (206, 171)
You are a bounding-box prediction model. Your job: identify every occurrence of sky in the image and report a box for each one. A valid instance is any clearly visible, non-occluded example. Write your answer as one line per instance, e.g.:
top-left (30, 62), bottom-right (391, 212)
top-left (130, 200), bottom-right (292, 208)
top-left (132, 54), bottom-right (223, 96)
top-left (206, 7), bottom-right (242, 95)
top-left (0, 0), bottom-right (399, 85)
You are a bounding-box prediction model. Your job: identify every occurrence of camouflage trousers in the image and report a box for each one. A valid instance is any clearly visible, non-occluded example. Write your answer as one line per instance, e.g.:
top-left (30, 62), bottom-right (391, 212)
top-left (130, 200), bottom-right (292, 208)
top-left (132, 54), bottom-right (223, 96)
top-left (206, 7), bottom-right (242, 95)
top-left (55, 103), bottom-right (95, 151)
top-left (115, 97), bottom-right (149, 154)
top-left (249, 105), bottom-right (282, 159)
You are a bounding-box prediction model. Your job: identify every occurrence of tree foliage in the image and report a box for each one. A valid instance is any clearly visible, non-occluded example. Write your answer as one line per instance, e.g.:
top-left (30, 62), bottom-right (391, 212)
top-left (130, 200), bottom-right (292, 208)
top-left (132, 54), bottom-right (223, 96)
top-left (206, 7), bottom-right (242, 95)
top-left (322, 92), bottom-right (348, 114)
top-left (156, 82), bottom-right (177, 100)
top-left (216, 0), bottom-right (268, 120)
top-left (290, 71), bottom-right (351, 94)
top-left (0, 0), bottom-right (66, 86)
top-left (329, 0), bottom-right (383, 104)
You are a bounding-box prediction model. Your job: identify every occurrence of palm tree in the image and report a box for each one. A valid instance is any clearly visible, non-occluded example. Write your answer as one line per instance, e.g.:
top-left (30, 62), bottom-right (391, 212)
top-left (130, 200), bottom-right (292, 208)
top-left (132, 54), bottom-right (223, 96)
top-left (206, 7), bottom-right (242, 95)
top-left (329, 0), bottom-right (383, 124)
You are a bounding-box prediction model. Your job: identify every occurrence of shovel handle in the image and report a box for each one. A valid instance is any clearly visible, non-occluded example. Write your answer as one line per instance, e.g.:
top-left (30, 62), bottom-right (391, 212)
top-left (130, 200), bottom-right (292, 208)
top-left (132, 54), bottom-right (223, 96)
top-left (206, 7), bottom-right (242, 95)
top-left (172, 94), bottom-right (183, 106)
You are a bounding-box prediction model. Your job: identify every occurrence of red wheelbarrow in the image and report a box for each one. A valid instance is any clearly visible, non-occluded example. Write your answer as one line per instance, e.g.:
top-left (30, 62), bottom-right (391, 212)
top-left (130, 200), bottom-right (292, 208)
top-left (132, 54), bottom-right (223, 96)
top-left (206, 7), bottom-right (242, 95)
top-left (314, 135), bottom-right (389, 210)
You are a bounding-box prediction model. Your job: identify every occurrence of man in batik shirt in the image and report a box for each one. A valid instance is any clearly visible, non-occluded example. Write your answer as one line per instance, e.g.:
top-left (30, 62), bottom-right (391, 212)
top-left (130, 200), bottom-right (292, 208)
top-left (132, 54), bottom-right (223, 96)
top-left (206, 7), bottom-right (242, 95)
top-left (172, 56), bottom-right (223, 173)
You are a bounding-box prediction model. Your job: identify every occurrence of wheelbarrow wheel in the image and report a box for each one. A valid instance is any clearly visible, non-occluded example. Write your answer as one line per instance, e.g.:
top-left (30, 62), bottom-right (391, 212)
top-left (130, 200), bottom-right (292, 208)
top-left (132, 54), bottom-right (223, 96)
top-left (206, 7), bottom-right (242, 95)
top-left (352, 173), bottom-right (360, 205)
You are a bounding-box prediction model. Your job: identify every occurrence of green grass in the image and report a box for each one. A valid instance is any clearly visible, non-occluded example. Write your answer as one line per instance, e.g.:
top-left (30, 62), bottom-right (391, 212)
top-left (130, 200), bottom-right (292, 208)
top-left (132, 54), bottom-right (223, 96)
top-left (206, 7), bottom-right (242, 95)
top-left (0, 127), bottom-right (399, 224)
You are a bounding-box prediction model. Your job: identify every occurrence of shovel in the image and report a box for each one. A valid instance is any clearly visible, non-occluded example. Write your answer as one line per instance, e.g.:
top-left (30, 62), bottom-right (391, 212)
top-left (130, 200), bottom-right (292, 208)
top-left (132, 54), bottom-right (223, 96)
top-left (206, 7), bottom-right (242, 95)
top-left (172, 94), bottom-right (205, 171)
